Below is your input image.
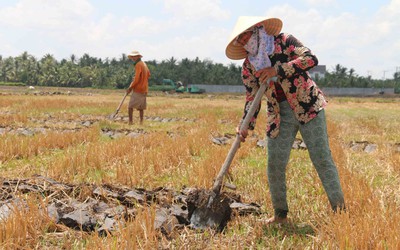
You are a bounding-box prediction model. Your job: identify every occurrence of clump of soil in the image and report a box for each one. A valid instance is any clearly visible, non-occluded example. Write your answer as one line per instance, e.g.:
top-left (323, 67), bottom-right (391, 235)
top-left (0, 175), bottom-right (260, 236)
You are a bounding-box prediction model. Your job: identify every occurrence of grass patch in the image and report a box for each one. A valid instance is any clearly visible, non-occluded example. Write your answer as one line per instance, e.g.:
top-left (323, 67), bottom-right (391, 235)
top-left (0, 81), bottom-right (25, 86)
top-left (0, 88), bottom-right (399, 249)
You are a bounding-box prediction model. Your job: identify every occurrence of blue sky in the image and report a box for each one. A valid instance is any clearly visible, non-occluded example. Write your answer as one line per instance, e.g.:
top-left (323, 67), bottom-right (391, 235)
top-left (0, 0), bottom-right (399, 79)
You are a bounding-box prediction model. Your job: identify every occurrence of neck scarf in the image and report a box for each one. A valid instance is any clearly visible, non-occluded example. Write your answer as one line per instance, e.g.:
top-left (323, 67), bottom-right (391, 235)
top-left (133, 58), bottom-right (141, 66)
top-left (244, 26), bottom-right (275, 71)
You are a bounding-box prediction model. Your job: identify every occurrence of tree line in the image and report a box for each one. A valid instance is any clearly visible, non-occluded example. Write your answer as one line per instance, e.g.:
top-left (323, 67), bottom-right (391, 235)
top-left (317, 64), bottom-right (399, 90)
top-left (0, 52), bottom-right (399, 90)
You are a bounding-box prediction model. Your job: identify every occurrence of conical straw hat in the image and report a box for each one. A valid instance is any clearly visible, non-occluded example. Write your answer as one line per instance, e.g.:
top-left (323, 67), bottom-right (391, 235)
top-left (128, 50), bottom-right (143, 58)
top-left (225, 16), bottom-right (283, 60)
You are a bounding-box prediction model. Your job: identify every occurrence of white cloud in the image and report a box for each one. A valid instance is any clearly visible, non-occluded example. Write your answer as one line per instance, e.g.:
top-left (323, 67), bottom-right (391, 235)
top-left (1, 0), bottom-right (398, 79)
top-left (304, 0), bottom-right (336, 6)
top-left (0, 0), bottom-right (161, 59)
top-left (371, 0), bottom-right (400, 37)
top-left (163, 0), bottom-right (230, 21)
top-left (0, 34), bottom-right (15, 57)
top-left (0, 0), bottom-right (93, 29)
top-left (365, 0), bottom-right (400, 78)
top-left (95, 0), bottom-right (232, 61)
top-left (264, 2), bottom-right (400, 78)
top-left (142, 25), bottom-right (229, 62)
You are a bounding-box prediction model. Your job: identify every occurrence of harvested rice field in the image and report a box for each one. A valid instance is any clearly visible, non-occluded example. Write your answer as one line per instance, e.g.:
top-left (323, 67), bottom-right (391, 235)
top-left (1, 86), bottom-right (399, 249)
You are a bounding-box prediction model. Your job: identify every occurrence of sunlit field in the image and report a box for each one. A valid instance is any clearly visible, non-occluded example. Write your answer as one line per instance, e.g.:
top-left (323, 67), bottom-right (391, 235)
top-left (1, 86), bottom-right (399, 249)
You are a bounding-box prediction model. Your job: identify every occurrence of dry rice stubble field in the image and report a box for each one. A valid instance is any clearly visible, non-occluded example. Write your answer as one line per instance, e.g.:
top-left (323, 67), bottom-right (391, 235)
top-left (0, 87), bottom-right (400, 249)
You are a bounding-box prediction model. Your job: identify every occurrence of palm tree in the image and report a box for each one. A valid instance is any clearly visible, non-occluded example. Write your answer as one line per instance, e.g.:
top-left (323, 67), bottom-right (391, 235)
top-left (348, 68), bottom-right (356, 87)
top-left (70, 54), bottom-right (76, 64)
top-left (0, 57), bottom-right (15, 82)
top-left (167, 56), bottom-right (177, 66)
top-left (38, 54), bottom-right (58, 86)
top-left (16, 52), bottom-right (37, 84)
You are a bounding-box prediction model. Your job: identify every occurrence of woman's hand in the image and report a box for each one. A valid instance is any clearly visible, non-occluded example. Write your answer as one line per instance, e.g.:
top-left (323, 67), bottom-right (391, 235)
top-left (236, 126), bottom-right (248, 142)
top-left (256, 67), bottom-right (277, 84)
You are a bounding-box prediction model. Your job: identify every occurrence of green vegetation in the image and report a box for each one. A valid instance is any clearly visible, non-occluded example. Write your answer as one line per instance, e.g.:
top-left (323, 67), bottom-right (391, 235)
top-left (1, 52), bottom-right (399, 90)
top-left (0, 52), bottom-right (242, 89)
top-left (395, 82), bottom-right (400, 93)
top-left (0, 81), bottom-right (25, 86)
top-left (317, 64), bottom-right (400, 88)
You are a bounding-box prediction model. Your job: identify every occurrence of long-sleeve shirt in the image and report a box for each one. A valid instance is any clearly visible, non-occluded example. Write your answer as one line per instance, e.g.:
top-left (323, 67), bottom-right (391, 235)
top-left (241, 33), bottom-right (327, 138)
top-left (129, 60), bottom-right (151, 94)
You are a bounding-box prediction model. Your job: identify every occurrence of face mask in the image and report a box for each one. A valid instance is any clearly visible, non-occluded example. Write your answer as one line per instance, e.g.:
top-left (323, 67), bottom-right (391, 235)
top-left (243, 28), bottom-right (259, 56)
top-left (244, 26), bottom-right (275, 71)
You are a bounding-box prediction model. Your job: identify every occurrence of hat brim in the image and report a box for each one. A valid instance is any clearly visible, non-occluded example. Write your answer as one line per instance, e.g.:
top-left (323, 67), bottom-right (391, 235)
top-left (128, 54), bottom-right (142, 58)
top-left (226, 17), bottom-right (283, 60)
top-left (128, 50), bottom-right (143, 58)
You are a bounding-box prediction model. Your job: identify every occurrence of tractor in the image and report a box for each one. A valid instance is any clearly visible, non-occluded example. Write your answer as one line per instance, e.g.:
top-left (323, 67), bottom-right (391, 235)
top-left (150, 79), bottom-right (205, 94)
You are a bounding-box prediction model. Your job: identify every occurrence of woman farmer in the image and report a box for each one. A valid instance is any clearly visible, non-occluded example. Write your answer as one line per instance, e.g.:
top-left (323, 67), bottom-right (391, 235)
top-left (226, 16), bottom-right (345, 224)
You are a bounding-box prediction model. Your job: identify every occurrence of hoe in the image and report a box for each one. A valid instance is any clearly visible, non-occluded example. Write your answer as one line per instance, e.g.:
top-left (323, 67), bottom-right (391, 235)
top-left (187, 77), bottom-right (276, 230)
top-left (109, 92), bottom-right (128, 119)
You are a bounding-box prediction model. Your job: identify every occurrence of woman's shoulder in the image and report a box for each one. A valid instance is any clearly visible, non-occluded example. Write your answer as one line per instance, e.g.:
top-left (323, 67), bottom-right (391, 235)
top-left (275, 33), bottom-right (293, 41)
top-left (276, 33), bottom-right (304, 47)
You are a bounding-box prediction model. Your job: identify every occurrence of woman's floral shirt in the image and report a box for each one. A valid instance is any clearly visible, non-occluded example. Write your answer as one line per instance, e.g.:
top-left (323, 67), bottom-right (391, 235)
top-left (241, 33), bottom-right (327, 138)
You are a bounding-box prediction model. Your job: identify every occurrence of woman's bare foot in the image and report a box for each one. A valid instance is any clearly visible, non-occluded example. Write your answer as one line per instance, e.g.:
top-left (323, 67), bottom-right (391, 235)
top-left (265, 216), bottom-right (288, 225)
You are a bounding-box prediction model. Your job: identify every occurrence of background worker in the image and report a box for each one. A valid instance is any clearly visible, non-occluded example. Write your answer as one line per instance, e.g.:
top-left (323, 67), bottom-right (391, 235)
top-left (126, 50), bottom-right (151, 125)
top-left (226, 16), bottom-right (346, 224)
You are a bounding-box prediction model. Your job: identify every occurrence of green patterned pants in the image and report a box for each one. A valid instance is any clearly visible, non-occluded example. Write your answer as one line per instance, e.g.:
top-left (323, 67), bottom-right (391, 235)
top-left (267, 101), bottom-right (345, 218)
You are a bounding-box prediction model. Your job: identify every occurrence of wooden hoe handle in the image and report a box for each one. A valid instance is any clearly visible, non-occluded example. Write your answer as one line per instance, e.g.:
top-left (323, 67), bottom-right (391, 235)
top-left (211, 77), bottom-right (277, 195)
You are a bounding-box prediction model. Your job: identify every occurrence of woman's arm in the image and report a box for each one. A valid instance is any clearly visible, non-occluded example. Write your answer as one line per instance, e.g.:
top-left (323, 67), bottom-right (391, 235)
top-left (274, 34), bottom-right (318, 79)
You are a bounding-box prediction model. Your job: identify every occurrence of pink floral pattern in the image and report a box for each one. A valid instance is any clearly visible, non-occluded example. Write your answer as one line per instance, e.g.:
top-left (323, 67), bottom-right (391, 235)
top-left (241, 33), bottom-right (327, 138)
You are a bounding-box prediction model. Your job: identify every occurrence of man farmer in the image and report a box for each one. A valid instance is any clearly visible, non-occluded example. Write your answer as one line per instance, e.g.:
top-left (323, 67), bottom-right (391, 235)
top-left (126, 51), bottom-right (151, 125)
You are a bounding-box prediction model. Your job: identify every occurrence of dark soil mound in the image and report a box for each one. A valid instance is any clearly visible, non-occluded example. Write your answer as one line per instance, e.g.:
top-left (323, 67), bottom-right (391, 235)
top-left (0, 175), bottom-right (261, 235)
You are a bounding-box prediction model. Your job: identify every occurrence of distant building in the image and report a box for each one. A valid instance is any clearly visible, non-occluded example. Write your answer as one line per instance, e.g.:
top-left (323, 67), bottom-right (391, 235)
top-left (309, 65), bottom-right (326, 79)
